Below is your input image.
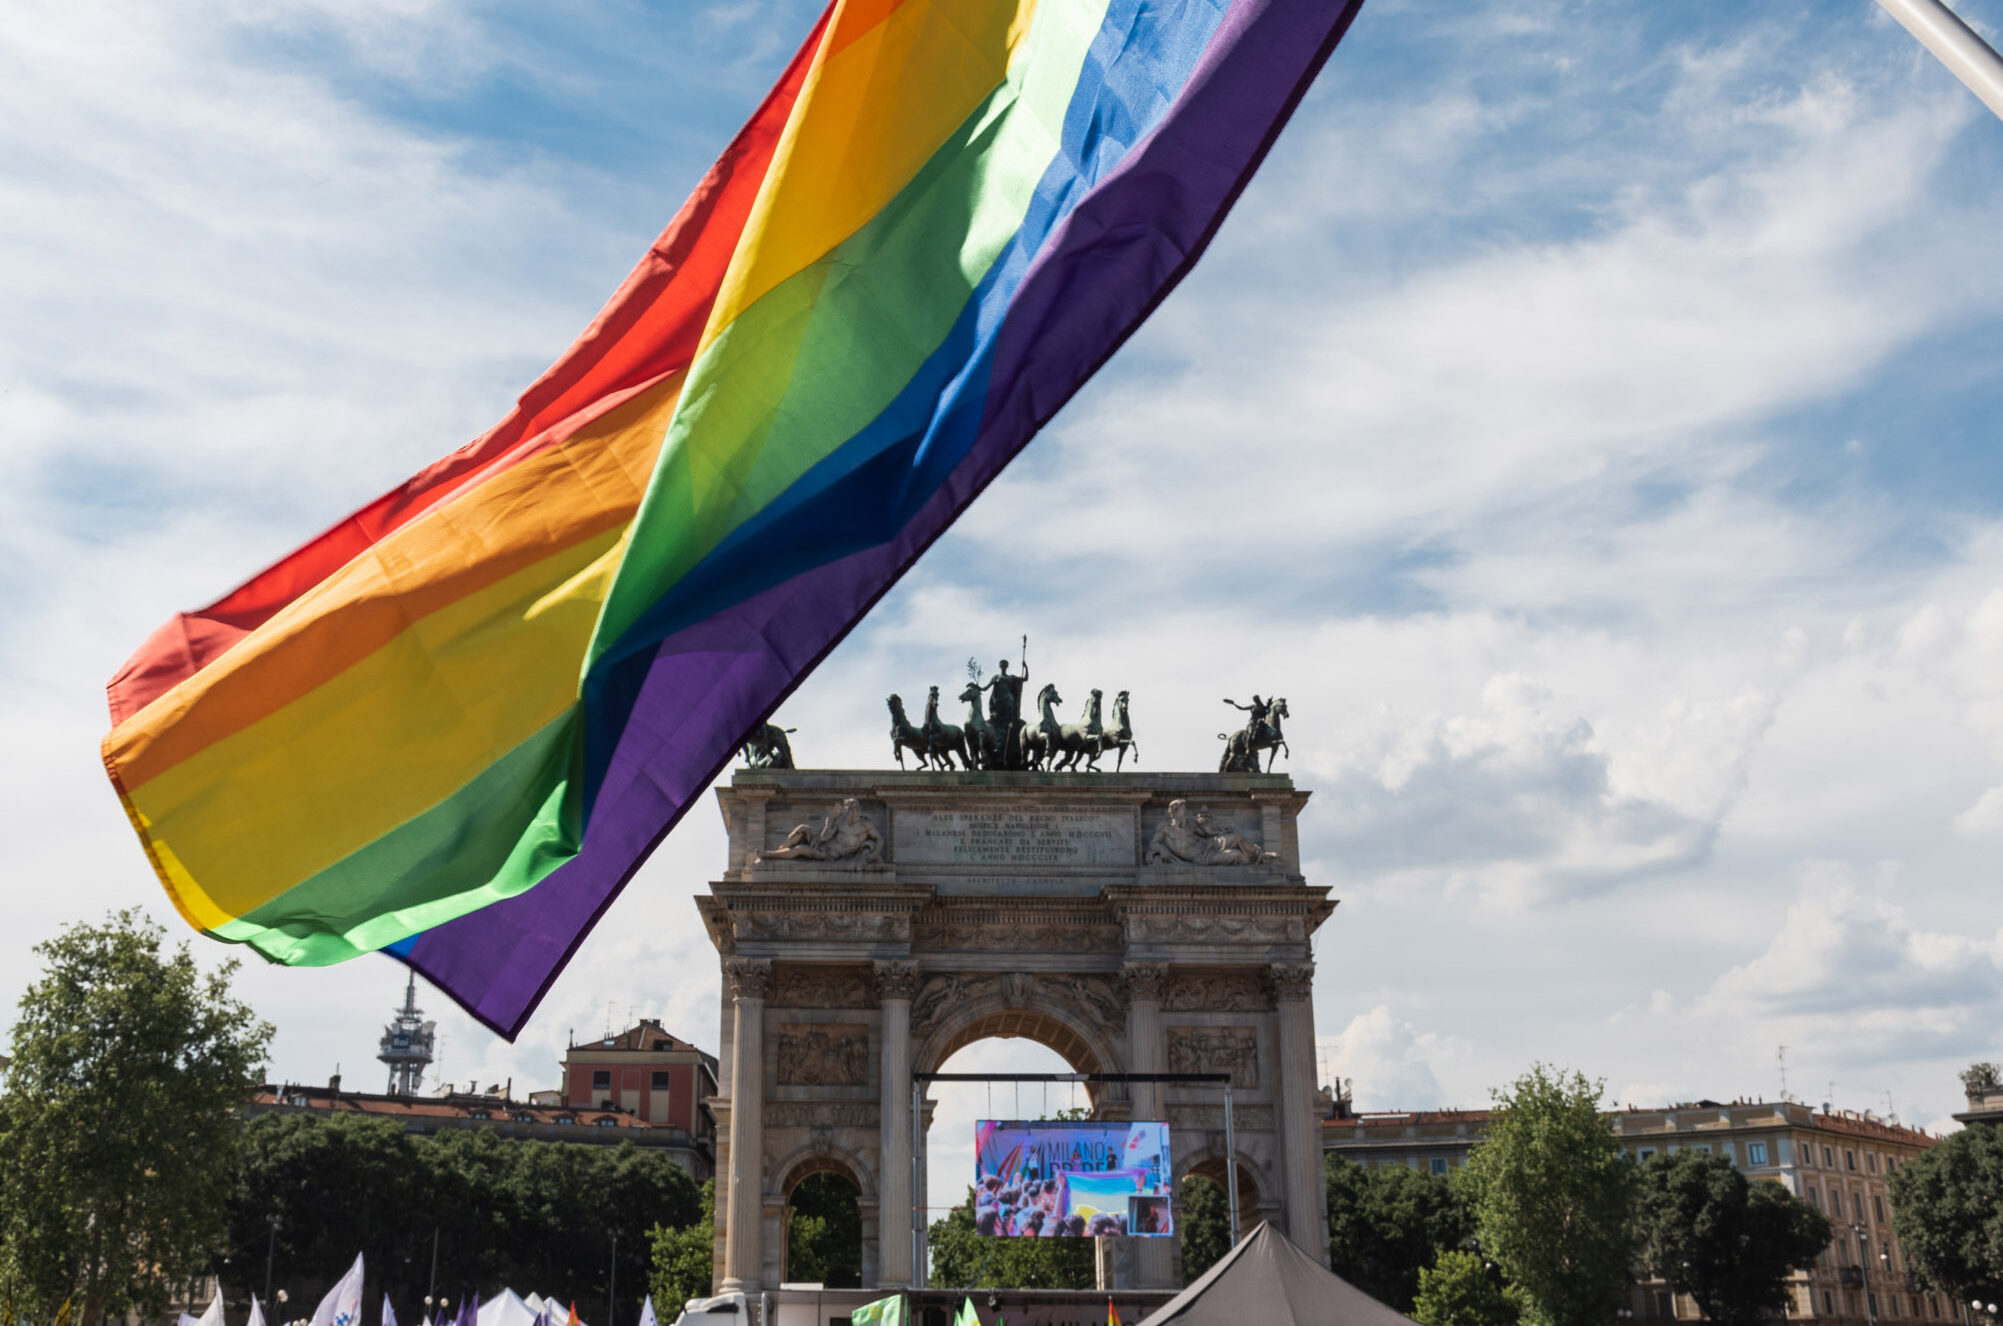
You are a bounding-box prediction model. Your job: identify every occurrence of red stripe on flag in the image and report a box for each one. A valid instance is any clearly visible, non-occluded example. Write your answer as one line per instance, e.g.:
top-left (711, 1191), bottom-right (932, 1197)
top-left (105, 2), bottom-right (835, 726)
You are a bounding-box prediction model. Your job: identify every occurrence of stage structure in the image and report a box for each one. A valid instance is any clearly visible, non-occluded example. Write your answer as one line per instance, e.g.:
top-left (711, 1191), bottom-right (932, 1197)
top-left (699, 768), bottom-right (1333, 1296)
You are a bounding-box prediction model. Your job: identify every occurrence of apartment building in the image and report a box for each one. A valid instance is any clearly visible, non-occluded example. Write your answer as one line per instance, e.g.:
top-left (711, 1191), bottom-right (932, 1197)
top-left (1324, 1096), bottom-right (1942, 1326)
top-left (1613, 1101), bottom-right (1940, 1326)
top-left (1321, 1105), bottom-right (1491, 1176)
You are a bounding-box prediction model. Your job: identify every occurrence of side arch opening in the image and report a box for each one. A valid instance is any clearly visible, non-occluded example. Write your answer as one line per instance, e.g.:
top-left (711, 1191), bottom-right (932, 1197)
top-left (780, 1156), bottom-right (863, 1288)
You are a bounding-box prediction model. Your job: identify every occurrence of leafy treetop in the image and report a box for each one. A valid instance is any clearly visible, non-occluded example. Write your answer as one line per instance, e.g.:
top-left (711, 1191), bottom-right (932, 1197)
top-left (1456, 1065), bottom-right (1639, 1326)
top-left (0, 910), bottom-right (272, 1324)
top-left (1636, 1150), bottom-right (1831, 1326)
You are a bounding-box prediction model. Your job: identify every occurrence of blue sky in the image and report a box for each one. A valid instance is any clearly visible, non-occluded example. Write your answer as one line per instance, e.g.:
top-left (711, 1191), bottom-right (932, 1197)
top-left (5, 0), bottom-right (2003, 1222)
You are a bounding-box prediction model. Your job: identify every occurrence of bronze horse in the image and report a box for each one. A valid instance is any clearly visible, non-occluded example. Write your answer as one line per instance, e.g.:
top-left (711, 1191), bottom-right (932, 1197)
top-left (1218, 695), bottom-right (1289, 772)
top-left (888, 692), bottom-right (966, 769)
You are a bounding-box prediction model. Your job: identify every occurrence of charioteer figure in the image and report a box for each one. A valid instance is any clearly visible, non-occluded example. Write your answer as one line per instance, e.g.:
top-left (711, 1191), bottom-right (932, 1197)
top-left (978, 642), bottom-right (1033, 769)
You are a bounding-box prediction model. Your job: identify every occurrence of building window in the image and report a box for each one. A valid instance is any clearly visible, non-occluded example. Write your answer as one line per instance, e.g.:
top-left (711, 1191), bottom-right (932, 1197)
top-left (1825, 1146), bottom-right (1836, 1168)
top-left (592, 1069), bottom-right (612, 1089)
top-left (1431, 1157), bottom-right (1449, 1176)
top-left (1749, 1141), bottom-right (1770, 1166)
top-left (1853, 1193), bottom-right (1865, 1221)
top-left (1801, 1143), bottom-right (1813, 1168)
top-left (1867, 1153), bottom-right (1878, 1174)
top-left (1656, 1292), bottom-right (1673, 1320)
top-left (554, 1115), bottom-right (575, 1125)
top-left (1639, 1147), bottom-right (1657, 1161)
top-left (1824, 1293), bottom-right (1834, 1316)
top-left (1868, 1294), bottom-right (1878, 1318)
top-left (1874, 1195), bottom-right (1886, 1223)
top-left (651, 1070), bottom-right (672, 1090)
top-left (1932, 1297), bottom-right (1941, 1318)
top-left (1846, 1150), bottom-right (1857, 1171)
top-left (1806, 1186), bottom-right (1820, 1210)
top-left (1693, 1144), bottom-right (1713, 1154)
top-left (594, 1116), bottom-right (618, 1127)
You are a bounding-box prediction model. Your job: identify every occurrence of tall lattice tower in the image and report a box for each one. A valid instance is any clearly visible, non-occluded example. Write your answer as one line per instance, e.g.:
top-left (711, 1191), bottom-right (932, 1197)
top-left (378, 972), bottom-right (436, 1096)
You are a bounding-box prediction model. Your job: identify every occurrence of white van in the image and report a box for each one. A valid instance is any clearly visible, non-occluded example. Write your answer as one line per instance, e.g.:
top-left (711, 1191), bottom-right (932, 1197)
top-left (667, 1292), bottom-right (746, 1325)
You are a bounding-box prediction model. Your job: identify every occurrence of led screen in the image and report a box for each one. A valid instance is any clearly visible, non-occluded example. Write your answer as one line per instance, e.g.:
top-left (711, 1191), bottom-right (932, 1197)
top-left (973, 1120), bottom-right (1173, 1237)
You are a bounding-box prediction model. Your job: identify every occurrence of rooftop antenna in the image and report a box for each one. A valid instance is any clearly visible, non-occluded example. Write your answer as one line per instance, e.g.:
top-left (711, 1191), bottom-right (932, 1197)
top-left (1777, 1045), bottom-right (1789, 1101)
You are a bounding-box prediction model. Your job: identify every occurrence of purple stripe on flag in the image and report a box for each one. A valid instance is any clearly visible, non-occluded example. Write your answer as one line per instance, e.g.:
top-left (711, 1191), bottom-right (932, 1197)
top-left (399, 0), bottom-right (1369, 1038)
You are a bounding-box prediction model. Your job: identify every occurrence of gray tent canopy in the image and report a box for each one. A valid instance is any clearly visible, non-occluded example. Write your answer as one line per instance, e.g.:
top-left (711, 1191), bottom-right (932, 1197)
top-left (1138, 1222), bottom-right (1422, 1326)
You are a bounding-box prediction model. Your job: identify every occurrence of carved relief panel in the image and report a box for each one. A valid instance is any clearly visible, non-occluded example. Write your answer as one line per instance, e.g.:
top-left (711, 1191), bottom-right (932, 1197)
top-left (1167, 1026), bottom-right (1260, 1089)
top-left (1162, 970), bottom-right (1269, 1011)
top-left (769, 965), bottom-right (877, 1008)
top-left (774, 1023), bottom-right (870, 1086)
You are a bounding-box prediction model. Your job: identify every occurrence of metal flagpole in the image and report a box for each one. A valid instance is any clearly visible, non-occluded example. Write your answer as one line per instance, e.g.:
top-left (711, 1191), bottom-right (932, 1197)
top-left (912, 1078), bottom-right (925, 1290)
top-left (1876, 0), bottom-right (2003, 122)
top-left (1223, 1082), bottom-right (1241, 1247)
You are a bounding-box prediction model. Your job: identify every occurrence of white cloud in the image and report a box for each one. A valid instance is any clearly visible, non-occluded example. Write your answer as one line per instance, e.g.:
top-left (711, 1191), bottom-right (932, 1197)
top-left (1952, 785), bottom-right (2003, 839)
top-left (1309, 672), bottom-right (1770, 903)
top-left (1319, 1005), bottom-right (1461, 1110)
top-left (1705, 864), bottom-right (2003, 1051)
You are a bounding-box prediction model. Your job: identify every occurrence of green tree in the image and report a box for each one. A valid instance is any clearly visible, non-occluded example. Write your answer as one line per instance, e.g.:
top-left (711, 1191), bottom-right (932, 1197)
top-left (1889, 1123), bottom-right (2003, 1296)
top-left (0, 911), bottom-right (272, 1324)
top-left (926, 1189), bottom-right (1096, 1290)
top-left (1412, 1250), bottom-right (1523, 1326)
top-left (648, 1180), bottom-right (715, 1316)
top-left (1326, 1157), bottom-right (1472, 1310)
top-left (786, 1173), bottom-right (863, 1288)
top-left (1178, 1175), bottom-right (1231, 1282)
top-left (1456, 1066), bottom-right (1638, 1326)
top-left (1636, 1150), bottom-right (1831, 1326)
top-left (231, 1112), bottom-right (430, 1307)
top-left (233, 1113), bottom-right (701, 1314)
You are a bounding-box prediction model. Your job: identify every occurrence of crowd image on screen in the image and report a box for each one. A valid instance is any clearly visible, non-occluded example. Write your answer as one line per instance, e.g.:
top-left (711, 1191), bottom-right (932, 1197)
top-left (972, 1173), bottom-right (1128, 1238)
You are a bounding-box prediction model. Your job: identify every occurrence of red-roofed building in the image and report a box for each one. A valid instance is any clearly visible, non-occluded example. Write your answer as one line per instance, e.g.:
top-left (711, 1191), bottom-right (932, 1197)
top-left (562, 1018), bottom-right (717, 1137)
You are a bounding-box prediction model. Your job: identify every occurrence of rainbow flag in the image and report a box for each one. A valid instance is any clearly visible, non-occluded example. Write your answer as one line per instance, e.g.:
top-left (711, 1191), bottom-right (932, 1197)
top-left (100, 0), bottom-right (1368, 1035)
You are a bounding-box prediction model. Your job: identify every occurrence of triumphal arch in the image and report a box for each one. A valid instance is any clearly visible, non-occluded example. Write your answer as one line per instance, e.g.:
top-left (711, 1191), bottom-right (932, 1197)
top-left (698, 768), bottom-right (1333, 1294)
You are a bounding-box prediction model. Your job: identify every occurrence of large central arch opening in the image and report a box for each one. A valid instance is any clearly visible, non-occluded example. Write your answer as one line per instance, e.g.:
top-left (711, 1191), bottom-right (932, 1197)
top-left (918, 1007), bottom-right (1113, 1291)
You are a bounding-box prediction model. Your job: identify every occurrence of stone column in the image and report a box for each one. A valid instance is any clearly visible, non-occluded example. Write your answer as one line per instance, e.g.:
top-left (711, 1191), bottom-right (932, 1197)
top-left (1124, 962), bottom-right (1175, 1289)
top-left (1269, 962), bottom-right (1327, 1263)
top-left (720, 958), bottom-right (770, 1293)
top-left (874, 960), bottom-right (921, 1287)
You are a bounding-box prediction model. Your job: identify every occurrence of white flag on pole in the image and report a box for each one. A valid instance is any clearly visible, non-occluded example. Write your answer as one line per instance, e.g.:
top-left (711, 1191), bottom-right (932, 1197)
top-left (636, 1297), bottom-right (656, 1326)
top-left (197, 1292), bottom-right (226, 1326)
top-left (248, 1298), bottom-right (269, 1326)
top-left (311, 1254), bottom-right (365, 1326)
top-left (383, 1295), bottom-right (399, 1326)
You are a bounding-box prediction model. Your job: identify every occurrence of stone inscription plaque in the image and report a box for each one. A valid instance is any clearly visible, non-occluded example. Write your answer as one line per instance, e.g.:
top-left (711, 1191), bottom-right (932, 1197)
top-left (893, 807), bottom-right (1134, 867)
